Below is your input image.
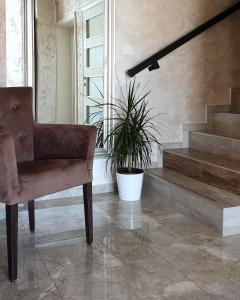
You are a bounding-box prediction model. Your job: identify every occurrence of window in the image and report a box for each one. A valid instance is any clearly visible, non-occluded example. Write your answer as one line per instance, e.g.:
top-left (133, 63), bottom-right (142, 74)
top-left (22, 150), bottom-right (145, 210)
top-left (82, 2), bottom-right (105, 128)
top-left (0, 0), bottom-right (34, 96)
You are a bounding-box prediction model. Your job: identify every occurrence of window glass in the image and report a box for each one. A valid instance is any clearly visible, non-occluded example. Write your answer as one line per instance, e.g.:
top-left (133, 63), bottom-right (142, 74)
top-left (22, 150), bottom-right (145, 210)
top-left (0, 0), bottom-right (24, 87)
top-left (87, 45), bottom-right (104, 68)
top-left (86, 14), bottom-right (104, 38)
top-left (87, 77), bottom-right (104, 98)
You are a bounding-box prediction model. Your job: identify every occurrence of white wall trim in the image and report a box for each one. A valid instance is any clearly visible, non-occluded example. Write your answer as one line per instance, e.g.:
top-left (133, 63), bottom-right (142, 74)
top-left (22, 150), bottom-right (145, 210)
top-left (81, 0), bottom-right (104, 12)
top-left (36, 182), bottom-right (116, 201)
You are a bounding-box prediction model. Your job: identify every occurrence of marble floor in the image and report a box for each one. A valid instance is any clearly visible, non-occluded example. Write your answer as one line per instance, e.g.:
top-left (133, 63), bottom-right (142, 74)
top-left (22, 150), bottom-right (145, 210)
top-left (1, 193), bottom-right (240, 299)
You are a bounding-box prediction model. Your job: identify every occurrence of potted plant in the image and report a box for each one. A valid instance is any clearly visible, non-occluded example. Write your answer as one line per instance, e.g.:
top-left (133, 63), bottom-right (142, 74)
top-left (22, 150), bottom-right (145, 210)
top-left (87, 78), bottom-right (162, 201)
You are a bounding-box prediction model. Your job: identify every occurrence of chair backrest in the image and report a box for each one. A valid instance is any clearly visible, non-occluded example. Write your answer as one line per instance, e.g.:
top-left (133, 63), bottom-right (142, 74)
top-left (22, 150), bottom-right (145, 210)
top-left (0, 87), bottom-right (34, 163)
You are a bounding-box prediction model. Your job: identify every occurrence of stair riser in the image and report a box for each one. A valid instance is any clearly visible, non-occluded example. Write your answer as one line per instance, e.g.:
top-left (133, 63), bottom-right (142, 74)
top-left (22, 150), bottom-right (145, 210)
top-left (189, 132), bottom-right (240, 161)
top-left (163, 151), bottom-right (240, 195)
top-left (143, 173), bottom-right (223, 234)
top-left (163, 152), bottom-right (202, 181)
top-left (207, 113), bottom-right (240, 138)
top-left (232, 93), bottom-right (240, 113)
top-left (207, 105), bottom-right (231, 113)
top-left (202, 164), bottom-right (240, 196)
top-left (145, 171), bottom-right (240, 237)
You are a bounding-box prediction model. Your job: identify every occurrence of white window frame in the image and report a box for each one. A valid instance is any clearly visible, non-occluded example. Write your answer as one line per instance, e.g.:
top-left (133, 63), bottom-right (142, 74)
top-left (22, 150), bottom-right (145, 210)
top-left (23, 0), bottom-right (36, 118)
top-left (81, 0), bottom-right (115, 156)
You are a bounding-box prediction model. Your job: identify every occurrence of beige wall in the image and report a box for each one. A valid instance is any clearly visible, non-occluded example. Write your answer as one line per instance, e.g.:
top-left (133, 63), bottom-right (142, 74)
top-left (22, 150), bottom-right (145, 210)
top-left (115, 0), bottom-right (240, 143)
top-left (37, 0), bottom-right (57, 123)
top-left (38, 0), bottom-right (240, 143)
top-left (55, 0), bottom-right (78, 20)
top-left (55, 0), bottom-right (95, 20)
top-left (0, 0), bottom-right (6, 86)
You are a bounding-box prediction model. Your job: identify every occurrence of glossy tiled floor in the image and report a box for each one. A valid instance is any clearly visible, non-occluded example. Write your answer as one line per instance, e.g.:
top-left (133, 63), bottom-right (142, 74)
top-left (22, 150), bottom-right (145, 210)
top-left (1, 193), bottom-right (240, 299)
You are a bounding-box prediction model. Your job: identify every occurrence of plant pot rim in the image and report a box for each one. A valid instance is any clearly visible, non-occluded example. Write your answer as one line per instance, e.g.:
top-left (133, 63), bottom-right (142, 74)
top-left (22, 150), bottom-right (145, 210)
top-left (117, 168), bottom-right (144, 175)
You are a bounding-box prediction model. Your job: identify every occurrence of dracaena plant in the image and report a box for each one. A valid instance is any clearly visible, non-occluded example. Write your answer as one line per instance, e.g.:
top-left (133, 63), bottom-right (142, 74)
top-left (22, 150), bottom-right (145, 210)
top-left (86, 78), bottom-right (163, 173)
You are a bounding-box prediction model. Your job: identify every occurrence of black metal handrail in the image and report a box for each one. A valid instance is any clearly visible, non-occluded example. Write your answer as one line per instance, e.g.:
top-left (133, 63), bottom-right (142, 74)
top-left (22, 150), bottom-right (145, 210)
top-left (127, 2), bottom-right (240, 77)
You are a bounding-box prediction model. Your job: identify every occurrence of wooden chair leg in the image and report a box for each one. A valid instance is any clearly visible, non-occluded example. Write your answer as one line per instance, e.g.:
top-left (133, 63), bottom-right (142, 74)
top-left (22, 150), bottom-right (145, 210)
top-left (28, 200), bottom-right (35, 233)
top-left (83, 183), bottom-right (93, 245)
top-left (6, 204), bottom-right (18, 282)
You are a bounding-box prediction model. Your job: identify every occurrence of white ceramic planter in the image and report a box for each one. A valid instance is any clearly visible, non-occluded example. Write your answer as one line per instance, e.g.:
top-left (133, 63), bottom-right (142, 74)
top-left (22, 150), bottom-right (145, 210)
top-left (116, 170), bottom-right (144, 201)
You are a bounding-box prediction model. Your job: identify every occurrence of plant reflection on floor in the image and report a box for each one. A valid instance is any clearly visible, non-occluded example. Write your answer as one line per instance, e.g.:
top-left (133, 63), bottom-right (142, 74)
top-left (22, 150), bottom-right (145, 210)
top-left (116, 200), bottom-right (143, 230)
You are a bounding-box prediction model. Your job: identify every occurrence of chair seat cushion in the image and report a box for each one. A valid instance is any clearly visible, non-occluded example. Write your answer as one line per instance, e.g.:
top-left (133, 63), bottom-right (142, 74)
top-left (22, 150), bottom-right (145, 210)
top-left (18, 159), bottom-right (91, 202)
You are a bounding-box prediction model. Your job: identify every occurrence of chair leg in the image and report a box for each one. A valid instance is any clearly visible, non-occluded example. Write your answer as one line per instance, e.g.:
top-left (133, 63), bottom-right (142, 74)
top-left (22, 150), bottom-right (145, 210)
top-left (28, 200), bottom-right (35, 233)
top-left (83, 183), bottom-right (93, 245)
top-left (6, 204), bottom-right (18, 282)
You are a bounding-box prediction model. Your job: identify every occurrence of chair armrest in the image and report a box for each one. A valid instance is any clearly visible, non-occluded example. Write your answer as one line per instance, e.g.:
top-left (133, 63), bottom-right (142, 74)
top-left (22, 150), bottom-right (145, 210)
top-left (33, 124), bottom-right (97, 169)
top-left (0, 134), bottom-right (20, 204)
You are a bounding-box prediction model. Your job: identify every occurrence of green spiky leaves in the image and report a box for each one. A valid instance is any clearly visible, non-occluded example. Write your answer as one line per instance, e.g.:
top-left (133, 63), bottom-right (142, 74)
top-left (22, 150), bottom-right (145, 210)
top-left (86, 78), bottom-right (163, 174)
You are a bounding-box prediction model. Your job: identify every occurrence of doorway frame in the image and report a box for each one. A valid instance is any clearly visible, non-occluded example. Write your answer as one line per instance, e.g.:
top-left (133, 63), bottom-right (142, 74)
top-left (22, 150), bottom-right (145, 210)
top-left (56, 12), bottom-right (79, 124)
top-left (81, 0), bottom-right (115, 156)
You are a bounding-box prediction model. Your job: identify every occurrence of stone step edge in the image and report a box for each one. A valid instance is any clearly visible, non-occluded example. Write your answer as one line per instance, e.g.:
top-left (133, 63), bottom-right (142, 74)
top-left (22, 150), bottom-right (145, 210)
top-left (147, 168), bottom-right (240, 208)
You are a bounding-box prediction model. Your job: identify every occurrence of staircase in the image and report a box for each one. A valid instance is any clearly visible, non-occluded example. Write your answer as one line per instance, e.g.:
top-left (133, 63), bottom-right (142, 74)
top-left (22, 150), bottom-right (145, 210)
top-left (144, 88), bottom-right (240, 236)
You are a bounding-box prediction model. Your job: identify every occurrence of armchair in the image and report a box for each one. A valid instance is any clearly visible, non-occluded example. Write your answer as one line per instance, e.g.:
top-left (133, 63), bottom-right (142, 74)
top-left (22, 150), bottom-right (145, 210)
top-left (0, 87), bottom-right (97, 282)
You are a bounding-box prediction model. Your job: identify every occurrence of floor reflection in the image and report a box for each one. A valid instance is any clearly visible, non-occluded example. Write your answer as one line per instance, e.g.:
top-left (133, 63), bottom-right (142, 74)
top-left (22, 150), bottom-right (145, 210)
top-left (1, 193), bottom-right (240, 299)
top-left (116, 200), bottom-right (143, 230)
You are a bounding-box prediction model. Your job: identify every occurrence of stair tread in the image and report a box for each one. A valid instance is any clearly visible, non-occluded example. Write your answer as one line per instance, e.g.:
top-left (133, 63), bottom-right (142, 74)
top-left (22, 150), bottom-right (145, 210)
top-left (148, 168), bottom-right (240, 209)
top-left (164, 148), bottom-right (240, 172)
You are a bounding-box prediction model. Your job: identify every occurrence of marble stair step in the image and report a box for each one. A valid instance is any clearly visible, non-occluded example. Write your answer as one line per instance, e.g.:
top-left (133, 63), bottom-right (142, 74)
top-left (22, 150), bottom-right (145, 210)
top-left (207, 112), bottom-right (240, 138)
top-left (148, 168), bottom-right (240, 209)
top-left (207, 104), bottom-right (232, 113)
top-left (207, 105), bottom-right (240, 114)
top-left (207, 104), bottom-right (240, 114)
top-left (145, 168), bottom-right (240, 236)
top-left (189, 131), bottom-right (240, 160)
top-left (163, 148), bottom-right (240, 195)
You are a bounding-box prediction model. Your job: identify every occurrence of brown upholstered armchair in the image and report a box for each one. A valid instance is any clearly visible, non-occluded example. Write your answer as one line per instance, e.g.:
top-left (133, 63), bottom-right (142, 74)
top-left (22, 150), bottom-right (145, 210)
top-left (0, 87), bottom-right (97, 282)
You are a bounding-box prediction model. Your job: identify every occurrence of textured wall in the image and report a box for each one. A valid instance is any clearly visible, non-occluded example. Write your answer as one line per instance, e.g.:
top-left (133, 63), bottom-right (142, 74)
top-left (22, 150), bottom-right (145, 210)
top-left (0, 0), bottom-right (25, 87)
top-left (37, 0), bottom-right (84, 123)
top-left (55, 0), bottom-right (95, 20)
top-left (0, 0), bottom-right (6, 86)
top-left (5, 0), bottom-right (24, 86)
top-left (55, 0), bottom-right (78, 20)
top-left (37, 0), bottom-right (57, 123)
top-left (41, 0), bottom-right (240, 143)
top-left (115, 0), bottom-right (240, 143)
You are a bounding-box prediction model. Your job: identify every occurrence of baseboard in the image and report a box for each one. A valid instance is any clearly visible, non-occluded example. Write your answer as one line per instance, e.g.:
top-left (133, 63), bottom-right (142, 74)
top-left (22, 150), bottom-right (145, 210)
top-left (36, 182), bottom-right (116, 201)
